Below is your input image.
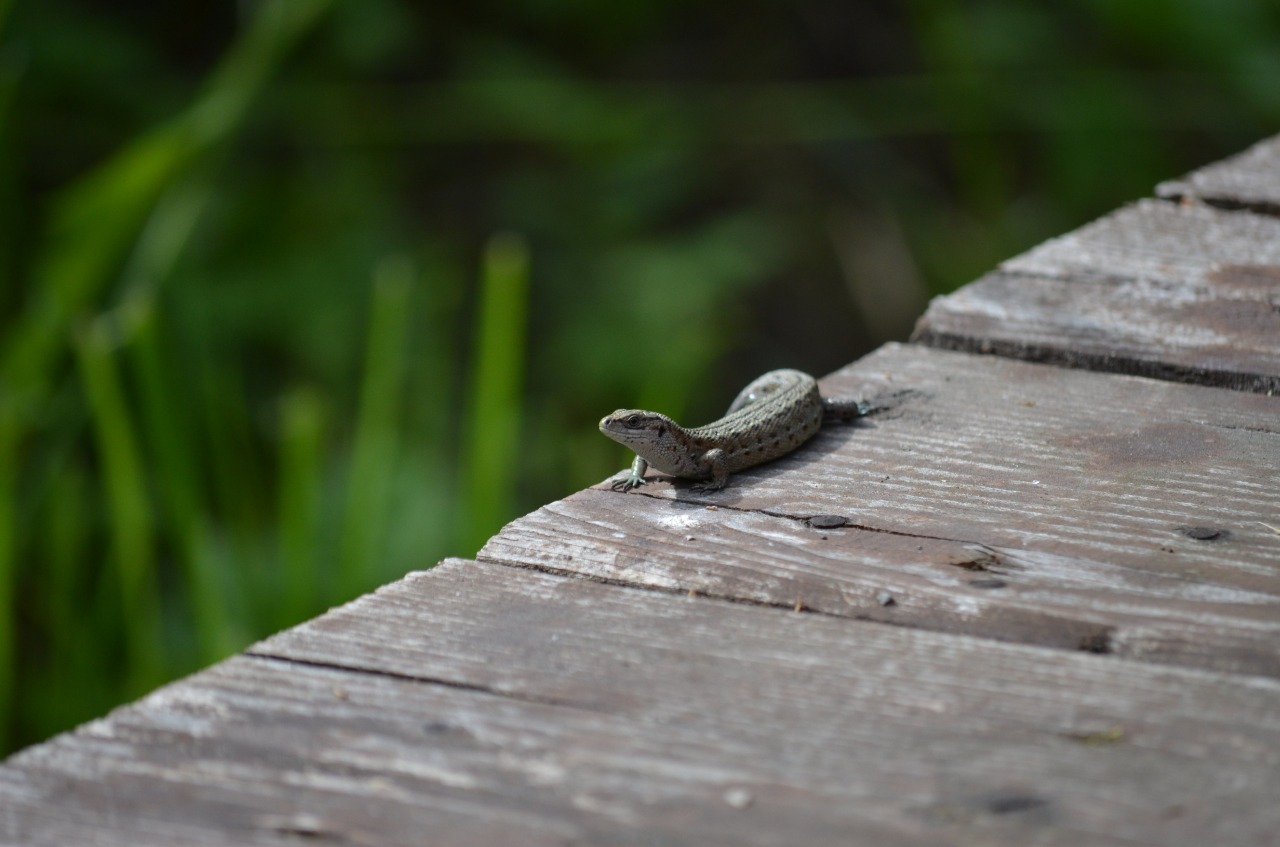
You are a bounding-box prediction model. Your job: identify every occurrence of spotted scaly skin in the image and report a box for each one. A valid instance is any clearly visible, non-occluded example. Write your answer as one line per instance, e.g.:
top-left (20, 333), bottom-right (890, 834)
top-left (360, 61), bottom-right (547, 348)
top-left (599, 369), bottom-right (864, 492)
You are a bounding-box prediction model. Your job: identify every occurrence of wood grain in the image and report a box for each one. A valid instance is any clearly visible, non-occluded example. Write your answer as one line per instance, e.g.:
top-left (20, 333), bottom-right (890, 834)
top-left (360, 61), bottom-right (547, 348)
top-left (913, 200), bottom-right (1280, 391)
top-left (8, 560), bottom-right (1273, 845)
top-left (483, 344), bottom-right (1280, 676)
top-left (1157, 133), bottom-right (1280, 211)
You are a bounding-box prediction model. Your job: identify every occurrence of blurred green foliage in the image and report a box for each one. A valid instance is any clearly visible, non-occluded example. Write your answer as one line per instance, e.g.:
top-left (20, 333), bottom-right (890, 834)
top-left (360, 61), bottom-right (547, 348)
top-left (1, 0), bottom-right (1277, 753)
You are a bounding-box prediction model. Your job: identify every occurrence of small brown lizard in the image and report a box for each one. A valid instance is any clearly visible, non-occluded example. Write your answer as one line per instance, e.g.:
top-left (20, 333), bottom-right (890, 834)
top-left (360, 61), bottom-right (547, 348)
top-left (599, 369), bottom-right (868, 492)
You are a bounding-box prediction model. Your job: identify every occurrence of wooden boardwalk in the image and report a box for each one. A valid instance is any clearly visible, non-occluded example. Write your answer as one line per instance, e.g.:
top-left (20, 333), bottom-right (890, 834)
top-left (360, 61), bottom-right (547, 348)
top-left (3, 137), bottom-right (1279, 846)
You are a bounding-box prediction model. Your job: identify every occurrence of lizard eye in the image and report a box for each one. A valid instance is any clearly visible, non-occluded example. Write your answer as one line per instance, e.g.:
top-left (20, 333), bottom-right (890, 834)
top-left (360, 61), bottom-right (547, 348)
top-left (625, 414), bottom-right (642, 427)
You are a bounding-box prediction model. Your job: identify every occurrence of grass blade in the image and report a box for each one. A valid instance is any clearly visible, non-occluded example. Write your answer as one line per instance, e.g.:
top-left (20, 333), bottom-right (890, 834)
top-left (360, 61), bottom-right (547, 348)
top-left (337, 257), bottom-right (414, 598)
top-left (459, 233), bottom-right (530, 555)
top-left (277, 386), bottom-right (327, 625)
top-left (127, 297), bottom-right (238, 662)
top-left (73, 318), bottom-right (162, 694)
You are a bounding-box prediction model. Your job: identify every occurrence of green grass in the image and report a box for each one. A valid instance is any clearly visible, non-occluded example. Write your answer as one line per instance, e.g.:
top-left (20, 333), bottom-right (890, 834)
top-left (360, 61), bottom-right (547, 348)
top-left (1, 0), bottom-right (335, 748)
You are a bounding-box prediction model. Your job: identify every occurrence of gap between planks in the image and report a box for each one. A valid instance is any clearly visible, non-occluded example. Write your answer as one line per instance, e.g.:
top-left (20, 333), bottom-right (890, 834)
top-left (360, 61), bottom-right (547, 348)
top-left (483, 479), bottom-right (1013, 614)
top-left (1156, 132), bottom-right (1280, 216)
top-left (1157, 192), bottom-right (1280, 220)
top-left (913, 196), bottom-right (1280, 394)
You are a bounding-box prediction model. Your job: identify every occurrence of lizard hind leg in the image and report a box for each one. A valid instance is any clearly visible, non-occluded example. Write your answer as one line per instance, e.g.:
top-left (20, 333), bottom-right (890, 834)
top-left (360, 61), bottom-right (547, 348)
top-left (690, 448), bottom-right (730, 491)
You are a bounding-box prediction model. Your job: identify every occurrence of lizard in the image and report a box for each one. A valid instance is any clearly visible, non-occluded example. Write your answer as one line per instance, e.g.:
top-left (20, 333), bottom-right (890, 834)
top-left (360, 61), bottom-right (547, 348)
top-left (599, 368), bottom-right (869, 492)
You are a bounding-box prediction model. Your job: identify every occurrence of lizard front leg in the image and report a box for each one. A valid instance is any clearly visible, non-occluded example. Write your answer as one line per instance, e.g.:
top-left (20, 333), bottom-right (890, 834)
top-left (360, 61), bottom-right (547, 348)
top-left (610, 454), bottom-right (650, 492)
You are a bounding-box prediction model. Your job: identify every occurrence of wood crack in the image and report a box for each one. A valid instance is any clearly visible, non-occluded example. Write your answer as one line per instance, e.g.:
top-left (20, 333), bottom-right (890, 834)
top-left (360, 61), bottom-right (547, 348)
top-left (476, 552), bottom-right (850, 618)
top-left (1156, 191), bottom-right (1280, 220)
top-left (911, 330), bottom-right (1280, 394)
top-left (598, 485), bottom-right (1010, 555)
top-left (242, 650), bottom-right (613, 714)
top-left (1189, 418), bottom-right (1280, 436)
top-left (478, 520), bottom-right (1133, 665)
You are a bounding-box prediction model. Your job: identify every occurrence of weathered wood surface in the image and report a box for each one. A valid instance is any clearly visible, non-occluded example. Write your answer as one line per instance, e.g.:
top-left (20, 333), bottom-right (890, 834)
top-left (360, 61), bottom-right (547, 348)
top-left (1158, 133), bottom-right (1280, 210)
top-left (4, 138), bottom-right (1280, 847)
top-left (913, 198), bottom-right (1280, 392)
top-left (3, 560), bottom-right (1278, 847)
top-left (483, 343), bottom-right (1280, 677)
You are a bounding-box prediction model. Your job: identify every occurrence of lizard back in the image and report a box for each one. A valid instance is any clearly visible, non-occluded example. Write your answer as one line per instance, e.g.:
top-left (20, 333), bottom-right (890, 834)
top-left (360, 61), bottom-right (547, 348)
top-left (685, 369), bottom-right (824, 474)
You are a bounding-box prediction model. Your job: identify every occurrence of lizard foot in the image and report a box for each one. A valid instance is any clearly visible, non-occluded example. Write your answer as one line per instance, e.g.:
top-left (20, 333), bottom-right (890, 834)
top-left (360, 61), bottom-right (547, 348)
top-left (610, 474), bottom-right (648, 492)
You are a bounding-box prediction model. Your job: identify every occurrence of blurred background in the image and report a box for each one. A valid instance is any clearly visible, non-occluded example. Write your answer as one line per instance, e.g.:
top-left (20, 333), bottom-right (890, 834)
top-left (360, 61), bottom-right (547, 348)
top-left (2, 0), bottom-right (1278, 754)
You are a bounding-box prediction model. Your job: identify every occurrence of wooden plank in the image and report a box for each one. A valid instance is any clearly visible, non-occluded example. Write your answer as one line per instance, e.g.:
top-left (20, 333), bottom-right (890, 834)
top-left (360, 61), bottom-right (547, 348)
top-left (7, 560), bottom-right (1275, 846)
top-left (1157, 133), bottom-right (1280, 211)
top-left (912, 200), bottom-right (1280, 391)
top-left (0, 658), bottom-right (602, 847)
top-left (1000, 198), bottom-right (1280, 287)
top-left (483, 344), bottom-right (1280, 677)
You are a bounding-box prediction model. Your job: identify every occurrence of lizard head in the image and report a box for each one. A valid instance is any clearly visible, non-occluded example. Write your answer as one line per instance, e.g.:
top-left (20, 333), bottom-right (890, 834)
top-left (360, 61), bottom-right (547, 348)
top-left (598, 410), bottom-right (679, 451)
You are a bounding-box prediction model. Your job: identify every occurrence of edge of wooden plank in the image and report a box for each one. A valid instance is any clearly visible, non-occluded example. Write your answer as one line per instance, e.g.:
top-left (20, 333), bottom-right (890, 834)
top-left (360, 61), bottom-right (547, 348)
top-left (1156, 133), bottom-right (1280, 214)
top-left (912, 198), bottom-right (1280, 392)
top-left (912, 290), bottom-right (1280, 394)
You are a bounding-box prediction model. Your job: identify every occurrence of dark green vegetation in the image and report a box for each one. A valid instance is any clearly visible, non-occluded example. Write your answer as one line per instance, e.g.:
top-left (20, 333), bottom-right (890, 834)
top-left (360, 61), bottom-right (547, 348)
top-left (1, 0), bottom-right (1277, 753)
